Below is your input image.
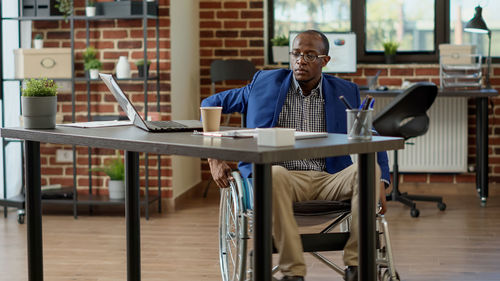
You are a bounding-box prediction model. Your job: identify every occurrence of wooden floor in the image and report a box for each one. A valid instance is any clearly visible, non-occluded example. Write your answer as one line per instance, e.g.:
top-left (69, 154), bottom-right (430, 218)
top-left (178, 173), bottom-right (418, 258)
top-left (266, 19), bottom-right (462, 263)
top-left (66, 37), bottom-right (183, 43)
top-left (1, 183), bottom-right (500, 281)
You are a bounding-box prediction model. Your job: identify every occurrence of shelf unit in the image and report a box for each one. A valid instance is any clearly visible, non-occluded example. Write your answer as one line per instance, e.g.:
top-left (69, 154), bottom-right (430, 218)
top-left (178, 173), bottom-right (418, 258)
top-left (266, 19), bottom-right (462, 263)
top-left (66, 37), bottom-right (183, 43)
top-left (1, 1), bottom-right (163, 223)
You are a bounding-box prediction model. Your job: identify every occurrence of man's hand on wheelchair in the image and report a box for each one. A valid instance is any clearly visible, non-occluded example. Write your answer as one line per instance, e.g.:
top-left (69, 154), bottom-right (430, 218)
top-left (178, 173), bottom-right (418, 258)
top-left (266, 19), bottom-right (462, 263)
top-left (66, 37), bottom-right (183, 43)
top-left (208, 158), bottom-right (234, 188)
top-left (379, 182), bottom-right (388, 215)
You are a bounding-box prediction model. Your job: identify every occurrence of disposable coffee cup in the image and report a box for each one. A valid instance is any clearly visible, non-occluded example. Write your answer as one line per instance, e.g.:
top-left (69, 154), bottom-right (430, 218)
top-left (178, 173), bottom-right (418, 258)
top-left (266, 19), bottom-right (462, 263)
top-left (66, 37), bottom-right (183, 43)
top-left (200, 106), bottom-right (222, 132)
top-left (347, 109), bottom-right (373, 140)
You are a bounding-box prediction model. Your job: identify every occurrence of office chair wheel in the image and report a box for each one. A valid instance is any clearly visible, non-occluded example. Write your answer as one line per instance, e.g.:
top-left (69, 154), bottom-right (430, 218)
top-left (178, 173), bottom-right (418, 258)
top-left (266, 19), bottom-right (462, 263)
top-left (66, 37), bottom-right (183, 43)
top-left (410, 208), bottom-right (419, 218)
top-left (437, 202), bottom-right (446, 211)
top-left (219, 174), bottom-right (249, 281)
top-left (381, 269), bottom-right (400, 281)
top-left (17, 209), bottom-right (25, 224)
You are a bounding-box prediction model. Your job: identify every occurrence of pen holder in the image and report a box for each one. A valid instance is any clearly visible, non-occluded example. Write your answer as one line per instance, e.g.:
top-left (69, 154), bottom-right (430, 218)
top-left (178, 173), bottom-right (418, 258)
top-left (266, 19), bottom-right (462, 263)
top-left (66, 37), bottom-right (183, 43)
top-left (347, 109), bottom-right (373, 140)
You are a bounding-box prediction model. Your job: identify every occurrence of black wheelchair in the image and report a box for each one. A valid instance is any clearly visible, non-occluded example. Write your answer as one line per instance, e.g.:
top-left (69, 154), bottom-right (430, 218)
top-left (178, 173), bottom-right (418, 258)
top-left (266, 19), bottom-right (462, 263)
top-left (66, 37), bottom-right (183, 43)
top-left (219, 171), bottom-right (400, 281)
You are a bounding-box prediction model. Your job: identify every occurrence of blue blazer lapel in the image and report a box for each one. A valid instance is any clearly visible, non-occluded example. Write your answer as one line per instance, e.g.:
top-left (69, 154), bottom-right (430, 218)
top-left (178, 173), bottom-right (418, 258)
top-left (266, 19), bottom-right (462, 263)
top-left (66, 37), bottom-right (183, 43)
top-left (271, 71), bottom-right (293, 127)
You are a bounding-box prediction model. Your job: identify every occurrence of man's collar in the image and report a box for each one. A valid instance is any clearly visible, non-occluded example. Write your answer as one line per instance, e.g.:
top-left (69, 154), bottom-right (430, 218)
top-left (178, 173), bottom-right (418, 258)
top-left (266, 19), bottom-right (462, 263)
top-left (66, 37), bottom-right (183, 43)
top-left (291, 74), bottom-right (323, 98)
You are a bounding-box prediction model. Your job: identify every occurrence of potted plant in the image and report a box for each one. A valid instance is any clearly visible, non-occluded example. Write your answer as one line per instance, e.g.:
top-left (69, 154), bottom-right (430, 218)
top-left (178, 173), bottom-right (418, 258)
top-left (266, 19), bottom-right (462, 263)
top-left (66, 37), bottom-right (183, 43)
top-left (21, 78), bottom-right (58, 129)
top-left (83, 46), bottom-right (101, 79)
top-left (55, 0), bottom-right (73, 22)
top-left (85, 59), bottom-right (102, 79)
top-left (92, 152), bottom-right (125, 200)
top-left (86, 0), bottom-right (96, 17)
top-left (383, 41), bottom-right (399, 64)
top-left (33, 33), bottom-right (43, 49)
top-left (135, 59), bottom-right (151, 78)
top-left (271, 35), bottom-right (289, 63)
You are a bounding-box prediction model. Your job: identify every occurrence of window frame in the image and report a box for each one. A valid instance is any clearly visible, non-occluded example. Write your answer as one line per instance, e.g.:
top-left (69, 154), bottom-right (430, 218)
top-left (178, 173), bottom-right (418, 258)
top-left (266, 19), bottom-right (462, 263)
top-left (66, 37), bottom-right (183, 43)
top-left (267, 0), bottom-right (499, 64)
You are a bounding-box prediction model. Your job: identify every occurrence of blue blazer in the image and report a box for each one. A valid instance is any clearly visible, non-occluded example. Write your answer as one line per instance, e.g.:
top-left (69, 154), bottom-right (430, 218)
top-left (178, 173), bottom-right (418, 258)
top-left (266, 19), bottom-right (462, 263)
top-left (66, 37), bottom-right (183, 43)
top-left (201, 69), bottom-right (390, 182)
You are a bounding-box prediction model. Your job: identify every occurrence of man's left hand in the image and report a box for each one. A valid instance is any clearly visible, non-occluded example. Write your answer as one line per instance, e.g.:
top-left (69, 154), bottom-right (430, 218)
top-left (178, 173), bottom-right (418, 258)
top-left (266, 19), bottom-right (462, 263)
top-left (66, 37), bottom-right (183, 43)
top-left (379, 182), bottom-right (388, 214)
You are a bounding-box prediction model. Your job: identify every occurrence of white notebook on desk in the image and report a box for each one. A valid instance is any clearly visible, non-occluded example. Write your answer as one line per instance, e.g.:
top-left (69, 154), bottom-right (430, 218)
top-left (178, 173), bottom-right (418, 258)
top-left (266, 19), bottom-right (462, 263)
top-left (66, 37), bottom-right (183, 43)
top-left (196, 129), bottom-right (328, 139)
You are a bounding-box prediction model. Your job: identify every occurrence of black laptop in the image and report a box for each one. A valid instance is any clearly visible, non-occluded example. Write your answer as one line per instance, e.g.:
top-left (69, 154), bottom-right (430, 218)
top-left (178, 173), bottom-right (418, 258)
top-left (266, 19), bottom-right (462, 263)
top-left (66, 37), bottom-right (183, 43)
top-left (99, 73), bottom-right (203, 132)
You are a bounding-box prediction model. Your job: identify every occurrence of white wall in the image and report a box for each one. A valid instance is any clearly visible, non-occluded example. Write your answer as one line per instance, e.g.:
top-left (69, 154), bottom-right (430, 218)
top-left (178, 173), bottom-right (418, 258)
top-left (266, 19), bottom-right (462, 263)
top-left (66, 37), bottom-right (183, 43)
top-left (170, 0), bottom-right (201, 201)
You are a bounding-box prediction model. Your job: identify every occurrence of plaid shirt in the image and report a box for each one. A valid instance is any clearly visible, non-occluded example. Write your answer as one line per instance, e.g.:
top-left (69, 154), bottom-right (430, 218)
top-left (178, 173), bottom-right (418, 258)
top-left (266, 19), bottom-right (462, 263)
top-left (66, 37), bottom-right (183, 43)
top-left (277, 75), bottom-right (327, 171)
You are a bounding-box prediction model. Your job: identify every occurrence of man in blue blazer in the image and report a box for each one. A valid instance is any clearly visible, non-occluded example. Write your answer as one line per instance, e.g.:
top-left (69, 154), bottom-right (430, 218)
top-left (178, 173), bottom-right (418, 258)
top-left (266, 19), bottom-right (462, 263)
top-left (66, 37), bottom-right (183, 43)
top-left (202, 30), bottom-right (390, 281)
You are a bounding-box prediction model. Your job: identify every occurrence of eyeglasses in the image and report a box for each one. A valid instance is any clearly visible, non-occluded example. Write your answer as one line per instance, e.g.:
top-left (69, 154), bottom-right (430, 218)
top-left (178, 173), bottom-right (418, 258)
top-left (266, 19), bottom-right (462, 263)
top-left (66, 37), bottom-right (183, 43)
top-left (289, 51), bottom-right (327, 63)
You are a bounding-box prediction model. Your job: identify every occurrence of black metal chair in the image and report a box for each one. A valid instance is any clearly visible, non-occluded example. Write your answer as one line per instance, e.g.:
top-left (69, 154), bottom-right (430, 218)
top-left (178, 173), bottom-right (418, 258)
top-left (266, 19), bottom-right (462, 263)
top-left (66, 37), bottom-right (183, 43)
top-left (203, 60), bottom-right (257, 198)
top-left (373, 82), bottom-right (446, 217)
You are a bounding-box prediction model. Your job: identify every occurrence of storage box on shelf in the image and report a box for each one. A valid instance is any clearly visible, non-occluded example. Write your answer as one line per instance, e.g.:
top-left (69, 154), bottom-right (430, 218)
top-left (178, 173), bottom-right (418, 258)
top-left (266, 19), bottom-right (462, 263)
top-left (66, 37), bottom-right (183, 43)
top-left (22, 0), bottom-right (62, 17)
top-left (14, 48), bottom-right (71, 79)
top-left (96, 1), bottom-right (157, 17)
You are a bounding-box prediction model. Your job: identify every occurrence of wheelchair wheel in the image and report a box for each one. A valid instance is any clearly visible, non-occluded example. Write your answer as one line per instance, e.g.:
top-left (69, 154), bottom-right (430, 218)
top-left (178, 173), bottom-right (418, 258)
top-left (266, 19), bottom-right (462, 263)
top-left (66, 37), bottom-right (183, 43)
top-left (219, 174), bottom-right (249, 281)
top-left (381, 269), bottom-right (400, 281)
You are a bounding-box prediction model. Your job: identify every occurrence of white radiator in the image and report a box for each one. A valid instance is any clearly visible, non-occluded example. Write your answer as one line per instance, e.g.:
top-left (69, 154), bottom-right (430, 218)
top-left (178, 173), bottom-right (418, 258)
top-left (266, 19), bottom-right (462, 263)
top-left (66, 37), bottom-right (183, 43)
top-left (372, 97), bottom-right (468, 173)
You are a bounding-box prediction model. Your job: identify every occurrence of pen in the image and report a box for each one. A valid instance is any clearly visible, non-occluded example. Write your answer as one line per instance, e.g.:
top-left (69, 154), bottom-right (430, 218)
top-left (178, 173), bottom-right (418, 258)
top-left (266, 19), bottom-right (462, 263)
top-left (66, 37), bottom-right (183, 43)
top-left (369, 98), bottom-right (375, 109)
top-left (359, 98), bottom-right (367, 110)
top-left (339, 96), bottom-right (353, 110)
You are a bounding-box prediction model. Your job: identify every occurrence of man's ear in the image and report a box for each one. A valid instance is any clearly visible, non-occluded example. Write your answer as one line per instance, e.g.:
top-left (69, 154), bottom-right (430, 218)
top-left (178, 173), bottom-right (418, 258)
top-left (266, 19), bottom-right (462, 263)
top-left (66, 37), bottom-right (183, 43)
top-left (321, 56), bottom-right (331, 67)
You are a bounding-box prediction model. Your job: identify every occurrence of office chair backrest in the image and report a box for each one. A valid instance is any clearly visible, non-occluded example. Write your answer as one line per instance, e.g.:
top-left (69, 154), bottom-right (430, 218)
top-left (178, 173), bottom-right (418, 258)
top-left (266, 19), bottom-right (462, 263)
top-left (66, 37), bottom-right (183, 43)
top-left (210, 59), bottom-right (256, 127)
top-left (210, 59), bottom-right (256, 85)
top-left (373, 82), bottom-right (438, 140)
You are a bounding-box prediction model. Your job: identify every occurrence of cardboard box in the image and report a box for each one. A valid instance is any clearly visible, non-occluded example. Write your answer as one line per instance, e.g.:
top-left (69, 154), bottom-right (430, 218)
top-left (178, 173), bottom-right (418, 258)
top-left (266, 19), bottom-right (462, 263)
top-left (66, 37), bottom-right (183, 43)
top-left (439, 44), bottom-right (476, 65)
top-left (14, 48), bottom-right (71, 79)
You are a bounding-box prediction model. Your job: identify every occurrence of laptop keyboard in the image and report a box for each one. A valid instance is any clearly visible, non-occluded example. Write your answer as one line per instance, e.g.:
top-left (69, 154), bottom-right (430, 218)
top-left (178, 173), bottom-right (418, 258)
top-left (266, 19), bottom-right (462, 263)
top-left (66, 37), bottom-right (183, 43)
top-left (147, 120), bottom-right (188, 129)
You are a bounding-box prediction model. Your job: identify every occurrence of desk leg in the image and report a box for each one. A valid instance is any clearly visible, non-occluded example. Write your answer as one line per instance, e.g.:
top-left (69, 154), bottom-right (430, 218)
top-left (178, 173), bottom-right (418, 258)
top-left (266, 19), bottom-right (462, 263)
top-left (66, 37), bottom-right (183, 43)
top-left (358, 153), bottom-right (376, 281)
top-left (253, 164), bottom-right (272, 281)
top-left (476, 97), bottom-right (488, 206)
top-left (25, 140), bottom-right (43, 281)
top-left (125, 151), bottom-right (141, 281)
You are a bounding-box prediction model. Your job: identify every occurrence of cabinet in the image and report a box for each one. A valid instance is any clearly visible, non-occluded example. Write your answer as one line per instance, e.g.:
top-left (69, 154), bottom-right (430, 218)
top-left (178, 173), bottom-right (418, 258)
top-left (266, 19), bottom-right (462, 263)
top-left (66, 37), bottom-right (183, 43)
top-left (1, 1), bottom-right (162, 223)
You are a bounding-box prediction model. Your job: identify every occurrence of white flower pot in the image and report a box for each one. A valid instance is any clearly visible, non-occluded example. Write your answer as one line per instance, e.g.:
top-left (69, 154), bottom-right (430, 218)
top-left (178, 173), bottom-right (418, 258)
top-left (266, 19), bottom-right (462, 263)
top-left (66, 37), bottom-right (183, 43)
top-left (86, 7), bottom-right (96, 17)
top-left (89, 69), bottom-right (99, 79)
top-left (272, 46), bottom-right (289, 63)
top-left (116, 56), bottom-right (131, 79)
top-left (34, 39), bottom-right (43, 49)
top-left (108, 180), bottom-right (125, 200)
top-left (21, 96), bottom-right (57, 129)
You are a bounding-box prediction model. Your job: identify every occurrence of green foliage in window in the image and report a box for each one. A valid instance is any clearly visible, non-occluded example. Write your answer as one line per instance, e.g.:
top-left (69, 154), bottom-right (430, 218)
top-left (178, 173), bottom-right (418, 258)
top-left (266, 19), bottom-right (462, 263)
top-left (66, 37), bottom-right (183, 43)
top-left (383, 41), bottom-right (399, 55)
top-left (21, 78), bottom-right (58, 97)
top-left (271, 35), bottom-right (289, 46)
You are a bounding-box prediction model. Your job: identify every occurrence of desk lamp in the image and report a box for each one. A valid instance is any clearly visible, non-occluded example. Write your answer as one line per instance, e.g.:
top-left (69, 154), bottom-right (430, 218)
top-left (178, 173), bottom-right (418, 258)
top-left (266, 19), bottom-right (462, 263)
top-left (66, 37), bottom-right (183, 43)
top-left (464, 5), bottom-right (491, 88)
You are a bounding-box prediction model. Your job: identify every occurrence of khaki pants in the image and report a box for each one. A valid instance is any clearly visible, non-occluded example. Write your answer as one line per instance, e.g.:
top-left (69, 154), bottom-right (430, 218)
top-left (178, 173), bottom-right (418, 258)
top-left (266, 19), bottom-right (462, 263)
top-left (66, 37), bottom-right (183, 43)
top-left (272, 164), bottom-right (380, 277)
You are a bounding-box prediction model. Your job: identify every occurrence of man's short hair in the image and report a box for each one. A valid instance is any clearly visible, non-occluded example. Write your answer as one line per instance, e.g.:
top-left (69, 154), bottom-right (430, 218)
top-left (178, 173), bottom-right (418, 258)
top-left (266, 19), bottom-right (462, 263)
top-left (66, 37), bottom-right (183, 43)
top-left (298, 30), bottom-right (330, 55)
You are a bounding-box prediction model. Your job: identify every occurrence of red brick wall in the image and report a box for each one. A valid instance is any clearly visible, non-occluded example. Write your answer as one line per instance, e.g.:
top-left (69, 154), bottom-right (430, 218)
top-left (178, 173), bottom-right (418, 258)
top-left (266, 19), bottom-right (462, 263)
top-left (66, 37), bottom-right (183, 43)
top-left (198, 0), bottom-right (500, 185)
top-left (32, 0), bottom-right (172, 197)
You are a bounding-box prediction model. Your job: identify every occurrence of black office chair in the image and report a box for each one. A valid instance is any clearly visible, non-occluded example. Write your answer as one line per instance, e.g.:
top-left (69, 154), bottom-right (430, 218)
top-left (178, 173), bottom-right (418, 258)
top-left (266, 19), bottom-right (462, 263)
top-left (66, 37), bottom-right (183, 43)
top-left (373, 82), bottom-right (446, 217)
top-left (203, 60), bottom-right (257, 198)
top-left (210, 59), bottom-right (256, 127)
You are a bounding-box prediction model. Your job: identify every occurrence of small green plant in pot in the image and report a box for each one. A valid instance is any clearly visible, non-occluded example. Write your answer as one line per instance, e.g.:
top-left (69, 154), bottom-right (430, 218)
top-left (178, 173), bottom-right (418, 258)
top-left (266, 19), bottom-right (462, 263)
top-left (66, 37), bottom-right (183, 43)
top-left (383, 41), bottom-right (399, 64)
top-left (83, 47), bottom-right (101, 79)
top-left (86, 0), bottom-right (96, 17)
top-left (33, 33), bottom-right (43, 49)
top-left (135, 59), bottom-right (151, 78)
top-left (92, 152), bottom-right (125, 200)
top-left (21, 78), bottom-right (58, 129)
top-left (55, 0), bottom-right (73, 22)
top-left (271, 35), bottom-right (289, 63)
top-left (85, 59), bottom-right (102, 79)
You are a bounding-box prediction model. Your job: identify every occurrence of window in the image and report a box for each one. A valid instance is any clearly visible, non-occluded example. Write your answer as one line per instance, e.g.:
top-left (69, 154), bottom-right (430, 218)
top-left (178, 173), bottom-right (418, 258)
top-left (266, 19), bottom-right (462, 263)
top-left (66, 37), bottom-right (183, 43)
top-left (272, 0), bottom-right (351, 38)
top-left (450, 0), bottom-right (500, 57)
top-left (268, 0), bottom-right (500, 63)
top-left (365, 0), bottom-right (435, 52)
